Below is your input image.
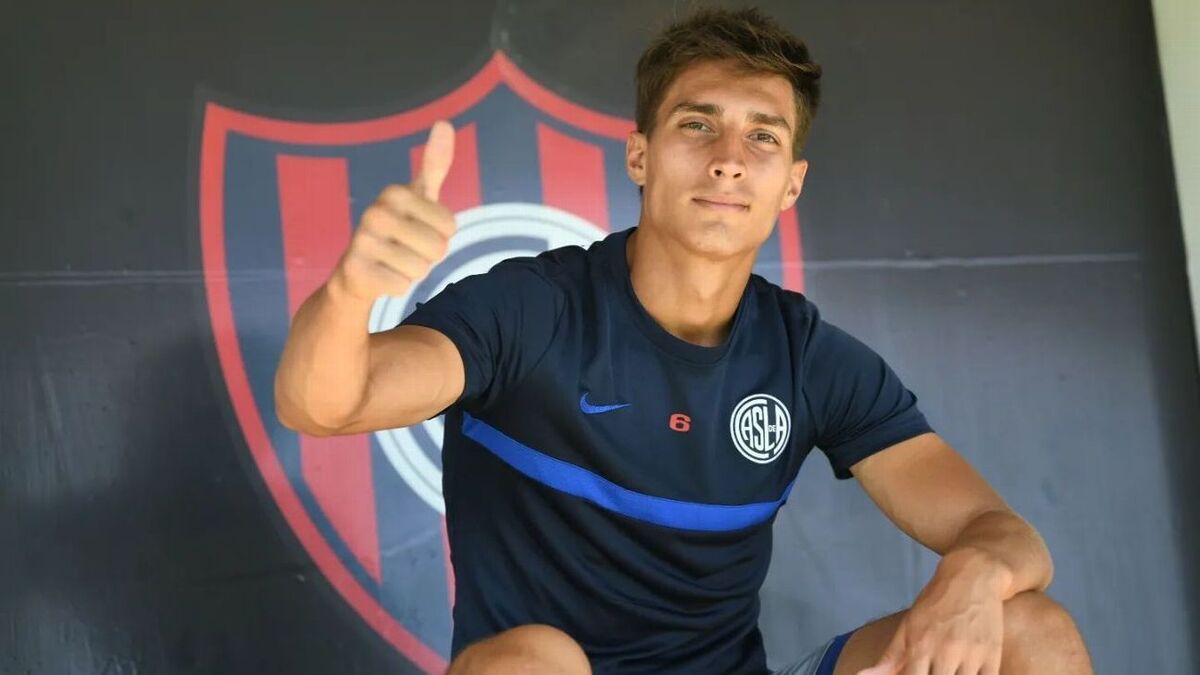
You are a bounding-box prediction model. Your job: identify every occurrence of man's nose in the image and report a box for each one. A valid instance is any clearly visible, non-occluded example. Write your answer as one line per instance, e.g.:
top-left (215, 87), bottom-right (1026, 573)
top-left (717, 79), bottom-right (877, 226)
top-left (708, 134), bottom-right (746, 180)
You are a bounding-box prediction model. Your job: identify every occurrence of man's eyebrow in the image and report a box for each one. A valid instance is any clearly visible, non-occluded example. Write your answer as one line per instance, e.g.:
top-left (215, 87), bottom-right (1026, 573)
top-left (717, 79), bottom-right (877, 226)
top-left (669, 101), bottom-right (722, 117)
top-left (748, 111), bottom-right (791, 134)
top-left (668, 101), bottom-right (792, 134)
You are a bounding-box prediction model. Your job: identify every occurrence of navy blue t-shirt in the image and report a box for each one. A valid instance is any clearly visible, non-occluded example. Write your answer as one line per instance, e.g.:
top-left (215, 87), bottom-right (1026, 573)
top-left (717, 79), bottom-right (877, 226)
top-left (401, 226), bottom-right (933, 674)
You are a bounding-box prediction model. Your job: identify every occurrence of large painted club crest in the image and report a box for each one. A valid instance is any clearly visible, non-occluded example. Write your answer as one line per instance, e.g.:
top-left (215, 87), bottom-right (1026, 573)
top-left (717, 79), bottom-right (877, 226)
top-left (196, 51), bottom-right (806, 673)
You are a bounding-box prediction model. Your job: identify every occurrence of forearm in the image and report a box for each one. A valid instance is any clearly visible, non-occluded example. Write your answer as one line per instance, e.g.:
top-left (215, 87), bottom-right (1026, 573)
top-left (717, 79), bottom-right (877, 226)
top-left (938, 509), bottom-right (1054, 600)
top-left (274, 277), bottom-right (375, 431)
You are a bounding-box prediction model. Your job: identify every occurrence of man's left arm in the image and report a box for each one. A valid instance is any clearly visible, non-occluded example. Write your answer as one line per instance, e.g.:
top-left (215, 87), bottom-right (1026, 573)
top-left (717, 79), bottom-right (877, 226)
top-left (850, 431), bottom-right (1054, 674)
top-left (851, 431), bottom-right (1053, 599)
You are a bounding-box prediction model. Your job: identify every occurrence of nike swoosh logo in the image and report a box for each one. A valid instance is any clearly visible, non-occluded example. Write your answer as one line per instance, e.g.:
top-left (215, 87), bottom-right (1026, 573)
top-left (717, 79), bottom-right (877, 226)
top-left (580, 392), bottom-right (631, 414)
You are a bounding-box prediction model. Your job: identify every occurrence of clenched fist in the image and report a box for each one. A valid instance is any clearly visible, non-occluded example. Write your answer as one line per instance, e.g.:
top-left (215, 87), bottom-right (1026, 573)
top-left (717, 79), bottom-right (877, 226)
top-left (328, 120), bottom-right (457, 304)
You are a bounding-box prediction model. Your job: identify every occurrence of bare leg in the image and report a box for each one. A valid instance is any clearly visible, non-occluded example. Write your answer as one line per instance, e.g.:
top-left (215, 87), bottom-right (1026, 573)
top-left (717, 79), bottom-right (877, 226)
top-left (831, 591), bottom-right (1094, 675)
top-left (445, 624), bottom-right (592, 675)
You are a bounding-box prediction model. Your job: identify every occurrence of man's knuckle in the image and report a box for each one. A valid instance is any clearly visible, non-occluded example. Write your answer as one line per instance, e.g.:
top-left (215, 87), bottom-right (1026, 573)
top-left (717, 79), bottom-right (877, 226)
top-left (360, 204), bottom-right (382, 225)
top-left (382, 184), bottom-right (404, 198)
top-left (383, 184), bottom-right (411, 204)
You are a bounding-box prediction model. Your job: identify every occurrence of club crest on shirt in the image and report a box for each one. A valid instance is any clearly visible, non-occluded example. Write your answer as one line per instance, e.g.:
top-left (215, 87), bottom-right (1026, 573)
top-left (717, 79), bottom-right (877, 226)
top-left (729, 393), bottom-right (791, 464)
top-left (196, 49), bottom-right (806, 673)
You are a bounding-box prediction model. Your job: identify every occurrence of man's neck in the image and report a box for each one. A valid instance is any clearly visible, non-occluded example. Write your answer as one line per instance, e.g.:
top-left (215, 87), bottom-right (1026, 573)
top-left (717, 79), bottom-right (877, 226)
top-left (625, 225), bottom-right (754, 348)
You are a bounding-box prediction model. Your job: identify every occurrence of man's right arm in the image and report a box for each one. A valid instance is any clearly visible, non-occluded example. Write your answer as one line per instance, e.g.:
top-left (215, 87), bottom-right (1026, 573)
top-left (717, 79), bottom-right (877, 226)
top-left (273, 120), bottom-right (462, 436)
top-left (273, 276), bottom-right (465, 436)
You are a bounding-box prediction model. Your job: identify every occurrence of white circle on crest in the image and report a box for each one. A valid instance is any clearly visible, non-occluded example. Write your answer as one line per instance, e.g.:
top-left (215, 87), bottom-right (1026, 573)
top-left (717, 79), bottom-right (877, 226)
top-left (367, 202), bottom-right (607, 514)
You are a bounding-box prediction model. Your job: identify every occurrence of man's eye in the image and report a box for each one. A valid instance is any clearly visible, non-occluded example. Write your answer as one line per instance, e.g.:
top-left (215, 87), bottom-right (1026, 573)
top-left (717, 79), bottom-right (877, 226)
top-left (753, 132), bottom-right (779, 144)
top-left (682, 121), bottom-right (710, 131)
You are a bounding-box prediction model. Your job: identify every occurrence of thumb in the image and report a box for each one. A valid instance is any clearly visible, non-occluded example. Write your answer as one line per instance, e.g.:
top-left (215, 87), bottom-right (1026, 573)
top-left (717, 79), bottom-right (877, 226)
top-left (857, 626), bottom-right (906, 675)
top-left (412, 120), bottom-right (455, 202)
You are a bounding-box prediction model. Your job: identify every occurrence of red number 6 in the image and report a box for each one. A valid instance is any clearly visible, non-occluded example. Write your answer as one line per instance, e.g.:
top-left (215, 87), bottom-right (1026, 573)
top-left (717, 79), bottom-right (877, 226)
top-left (669, 414), bottom-right (691, 433)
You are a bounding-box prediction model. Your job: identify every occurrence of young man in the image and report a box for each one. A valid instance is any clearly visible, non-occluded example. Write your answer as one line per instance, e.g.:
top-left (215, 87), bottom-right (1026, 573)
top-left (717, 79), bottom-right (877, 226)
top-left (275, 8), bottom-right (1094, 675)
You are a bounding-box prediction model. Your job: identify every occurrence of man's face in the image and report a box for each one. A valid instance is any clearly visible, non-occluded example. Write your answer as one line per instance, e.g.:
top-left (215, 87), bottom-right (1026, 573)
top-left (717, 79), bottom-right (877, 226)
top-left (626, 59), bottom-right (808, 260)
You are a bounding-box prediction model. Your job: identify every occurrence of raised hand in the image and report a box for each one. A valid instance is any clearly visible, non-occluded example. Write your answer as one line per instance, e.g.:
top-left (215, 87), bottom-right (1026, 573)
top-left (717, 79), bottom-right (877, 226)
top-left (328, 120), bottom-right (457, 304)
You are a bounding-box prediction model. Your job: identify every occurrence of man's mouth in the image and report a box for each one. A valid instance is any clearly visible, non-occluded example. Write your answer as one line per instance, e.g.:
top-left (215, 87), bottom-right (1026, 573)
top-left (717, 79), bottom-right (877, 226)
top-left (692, 196), bottom-right (750, 212)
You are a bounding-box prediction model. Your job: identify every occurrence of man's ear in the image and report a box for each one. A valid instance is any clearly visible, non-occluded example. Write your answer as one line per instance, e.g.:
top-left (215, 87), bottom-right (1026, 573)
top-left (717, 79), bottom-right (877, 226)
top-left (780, 158), bottom-right (809, 211)
top-left (626, 130), bottom-right (647, 187)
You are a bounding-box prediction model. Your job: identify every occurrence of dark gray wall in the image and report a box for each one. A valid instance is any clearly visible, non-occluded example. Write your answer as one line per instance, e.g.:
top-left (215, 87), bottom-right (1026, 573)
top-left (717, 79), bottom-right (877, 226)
top-left (2, 1), bottom-right (1195, 673)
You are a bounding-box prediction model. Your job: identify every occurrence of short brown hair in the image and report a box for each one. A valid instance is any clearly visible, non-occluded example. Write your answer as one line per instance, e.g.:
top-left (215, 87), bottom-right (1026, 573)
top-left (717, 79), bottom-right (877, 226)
top-left (635, 7), bottom-right (822, 159)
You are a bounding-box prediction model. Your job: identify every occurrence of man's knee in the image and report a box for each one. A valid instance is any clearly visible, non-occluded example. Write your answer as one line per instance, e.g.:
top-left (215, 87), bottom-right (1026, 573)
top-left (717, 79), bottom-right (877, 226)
top-left (446, 624), bottom-right (591, 675)
top-left (1003, 591), bottom-right (1088, 657)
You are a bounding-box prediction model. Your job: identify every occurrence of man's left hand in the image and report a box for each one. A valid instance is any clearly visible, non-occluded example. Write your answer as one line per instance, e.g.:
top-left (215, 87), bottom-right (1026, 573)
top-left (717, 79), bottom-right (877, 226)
top-left (857, 551), bottom-right (1008, 675)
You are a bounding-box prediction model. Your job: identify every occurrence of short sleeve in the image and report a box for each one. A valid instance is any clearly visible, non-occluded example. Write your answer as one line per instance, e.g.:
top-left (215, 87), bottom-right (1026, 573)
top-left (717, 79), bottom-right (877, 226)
top-left (800, 301), bottom-right (934, 479)
top-left (399, 256), bottom-right (565, 418)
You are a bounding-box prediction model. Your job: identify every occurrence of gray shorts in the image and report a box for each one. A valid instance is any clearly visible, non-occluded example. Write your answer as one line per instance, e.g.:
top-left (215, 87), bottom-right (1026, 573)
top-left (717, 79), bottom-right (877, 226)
top-left (772, 630), bottom-right (855, 675)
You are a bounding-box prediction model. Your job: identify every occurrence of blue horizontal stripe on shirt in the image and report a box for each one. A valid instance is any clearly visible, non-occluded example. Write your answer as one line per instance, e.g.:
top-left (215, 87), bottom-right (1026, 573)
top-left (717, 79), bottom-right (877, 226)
top-left (461, 411), bottom-right (795, 532)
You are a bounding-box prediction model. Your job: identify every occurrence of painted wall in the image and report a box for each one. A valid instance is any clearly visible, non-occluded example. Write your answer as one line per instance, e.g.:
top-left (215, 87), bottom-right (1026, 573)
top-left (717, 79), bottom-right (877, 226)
top-left (2, 1), bottom-right (1195, 673)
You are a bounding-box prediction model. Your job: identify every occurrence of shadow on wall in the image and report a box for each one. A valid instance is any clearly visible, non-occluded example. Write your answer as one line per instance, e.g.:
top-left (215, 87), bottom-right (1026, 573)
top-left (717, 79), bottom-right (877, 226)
top-left (3, 323), bottom-right (419, 674)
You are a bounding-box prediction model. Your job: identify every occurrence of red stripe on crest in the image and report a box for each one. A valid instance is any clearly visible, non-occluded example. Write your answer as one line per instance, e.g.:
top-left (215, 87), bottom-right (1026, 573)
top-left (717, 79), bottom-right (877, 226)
top-left (777, 206), bottom-right (805, 293)
top-left (277, 154), bottom-right (382, 584)
top-left (536, 123), bottom-right (610, 231)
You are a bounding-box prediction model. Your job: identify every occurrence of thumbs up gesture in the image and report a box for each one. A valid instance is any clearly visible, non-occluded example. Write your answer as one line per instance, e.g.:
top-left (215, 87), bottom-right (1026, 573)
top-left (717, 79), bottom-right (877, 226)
top-left (329, 120), bottom-right (457, 305)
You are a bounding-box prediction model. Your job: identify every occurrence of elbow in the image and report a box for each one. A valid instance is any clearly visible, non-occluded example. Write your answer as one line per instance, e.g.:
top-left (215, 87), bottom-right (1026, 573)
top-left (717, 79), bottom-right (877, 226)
top-left (274, 377), bottom-right (346, 437)
top-left (275, 400), bottom-right (321, 435)
top-left (276, 403), bottom-right (343, 437)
